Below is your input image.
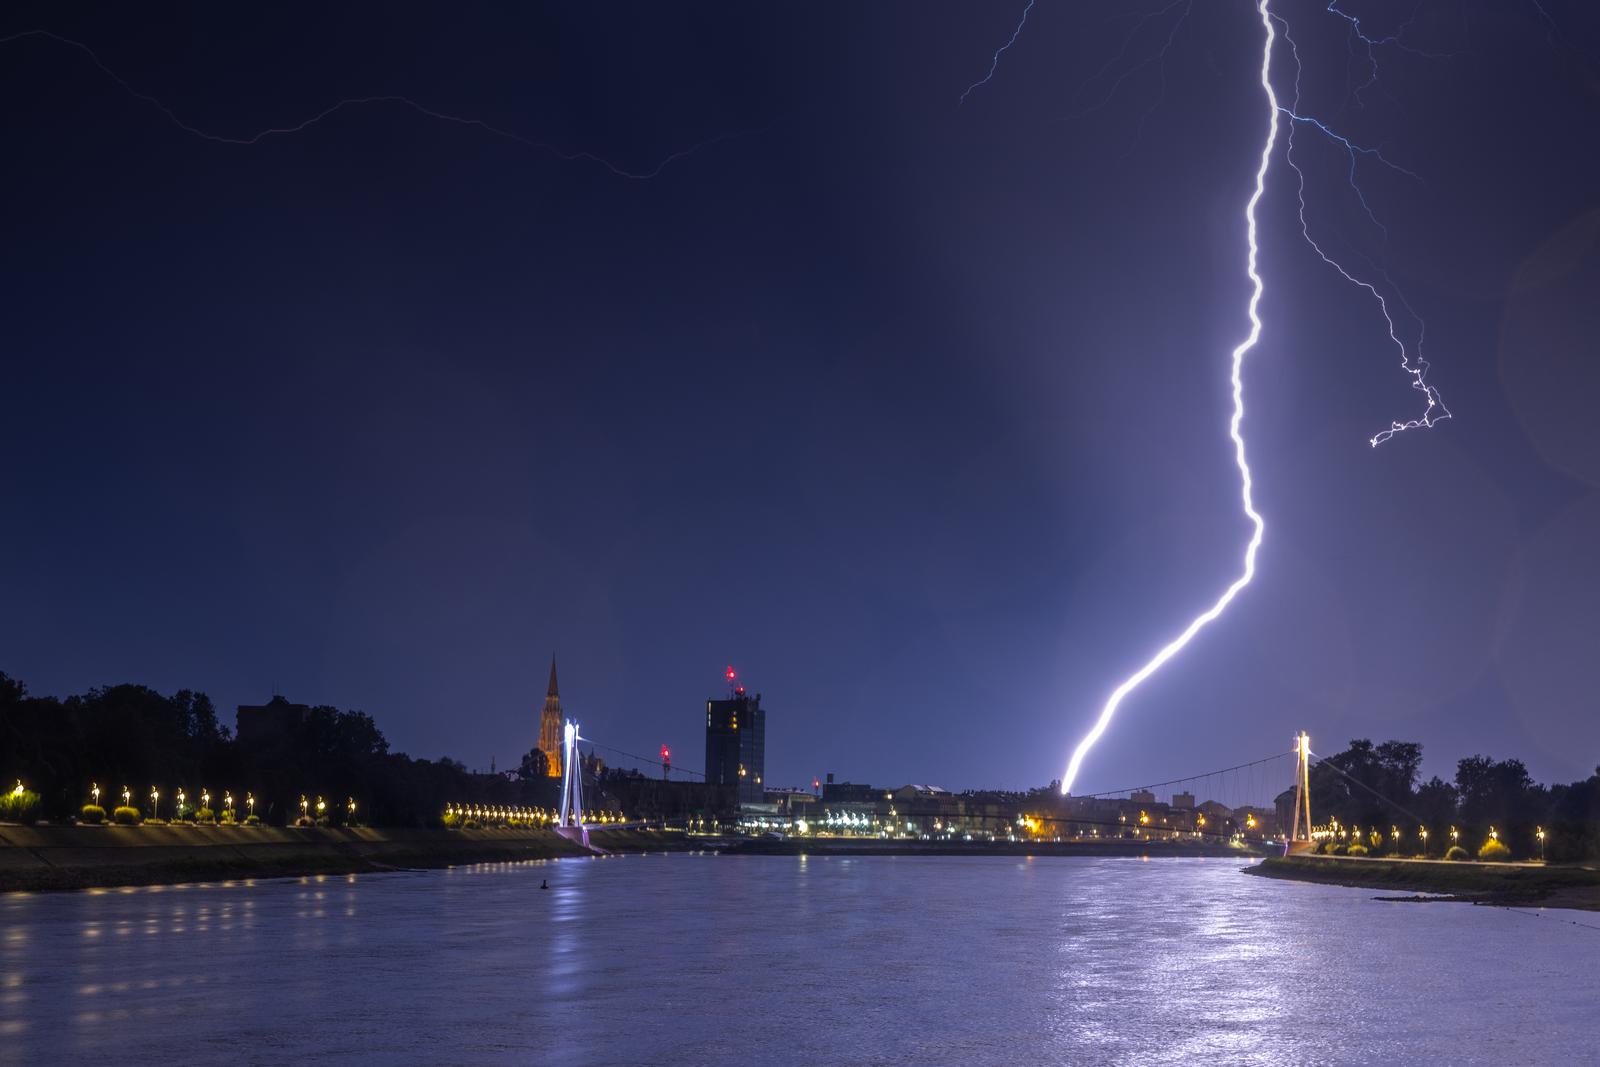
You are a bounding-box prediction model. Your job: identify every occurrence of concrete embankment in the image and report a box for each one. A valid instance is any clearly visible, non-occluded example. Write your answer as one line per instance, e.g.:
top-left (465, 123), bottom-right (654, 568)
top-left (1247, 854), bottom-right (1600, 911)
top-left (0, 824), bottom-right (690, 892)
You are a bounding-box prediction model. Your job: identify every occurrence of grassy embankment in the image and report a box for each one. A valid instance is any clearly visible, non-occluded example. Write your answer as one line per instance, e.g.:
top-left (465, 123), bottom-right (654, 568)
top-left (1248, 854), bottom-right (1600, 911)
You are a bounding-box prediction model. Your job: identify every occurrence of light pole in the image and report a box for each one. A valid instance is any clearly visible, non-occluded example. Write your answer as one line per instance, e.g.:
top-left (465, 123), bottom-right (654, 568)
top-left (91, 782), bottom-right (101, 807)
top-left (246, 793), bottom-right (255, 820)
top-left (1419, 827), bottom-right (1429, 856)
top-left (299, 795), bottom-right (309, 823)
top-left (150, 788), bottom-right (160, 821)
top-left (1536, 826), bottom-right (1546, 861)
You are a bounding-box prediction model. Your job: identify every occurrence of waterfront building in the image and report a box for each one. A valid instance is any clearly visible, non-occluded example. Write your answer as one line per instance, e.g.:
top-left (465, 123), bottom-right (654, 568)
top-left (1172, 791), bottom-right (1196, 809)
top-left (538, 657), bottom-right (563, 778)
top-left (1129, 789), bottom-right (1156, 804)
top-left (705, 679), bottom-right (765, 806)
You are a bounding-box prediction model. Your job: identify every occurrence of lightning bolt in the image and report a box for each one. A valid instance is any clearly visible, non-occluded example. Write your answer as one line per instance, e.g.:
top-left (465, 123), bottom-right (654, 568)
top-left (0, 28), bottom-right (733, 180)
top-left (1276, 14), bottom-right (1450, 447)
top-left (1060, 0), bottom-right (1278, 796)
top-left (960, 0), bottom-right (1036, 106)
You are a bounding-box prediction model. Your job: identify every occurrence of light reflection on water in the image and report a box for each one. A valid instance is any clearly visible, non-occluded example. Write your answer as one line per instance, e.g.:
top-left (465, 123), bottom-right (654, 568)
top-left (1, 854), bottom-right (1595, 1065)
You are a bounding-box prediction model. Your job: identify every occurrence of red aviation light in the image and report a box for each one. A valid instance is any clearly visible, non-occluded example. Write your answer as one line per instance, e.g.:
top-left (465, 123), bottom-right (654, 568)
top-left (726, 666), bottom-right (736, 681)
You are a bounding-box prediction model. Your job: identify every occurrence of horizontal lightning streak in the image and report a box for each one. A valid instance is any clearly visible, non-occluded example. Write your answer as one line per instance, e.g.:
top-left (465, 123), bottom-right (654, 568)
top-left (1061, 0), bottom-right (1279, 796)
top-left (0, 28), bottom-right (734, 179)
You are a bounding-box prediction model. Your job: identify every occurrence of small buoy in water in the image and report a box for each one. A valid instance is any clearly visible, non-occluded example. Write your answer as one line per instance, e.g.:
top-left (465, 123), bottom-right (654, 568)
top-left (540, 879), bottom-right (549, 890)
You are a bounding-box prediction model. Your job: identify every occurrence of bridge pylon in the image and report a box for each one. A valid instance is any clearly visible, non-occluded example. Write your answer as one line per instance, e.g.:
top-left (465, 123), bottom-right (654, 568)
top-left (1288, 731), bottom-right (1314, 853)
top-left (558, 720), bottom-right (585, 831)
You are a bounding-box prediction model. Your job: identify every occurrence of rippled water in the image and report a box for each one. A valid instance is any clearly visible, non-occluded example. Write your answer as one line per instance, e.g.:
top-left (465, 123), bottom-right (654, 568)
top-left (3, 854), bottom-right (1596, 1065)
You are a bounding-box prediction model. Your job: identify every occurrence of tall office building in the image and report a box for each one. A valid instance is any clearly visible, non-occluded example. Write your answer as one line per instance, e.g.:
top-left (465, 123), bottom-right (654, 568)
top-left (705, 669), bottom-right (765, 806)
top-left (538, 656), bottom-right (564, 778)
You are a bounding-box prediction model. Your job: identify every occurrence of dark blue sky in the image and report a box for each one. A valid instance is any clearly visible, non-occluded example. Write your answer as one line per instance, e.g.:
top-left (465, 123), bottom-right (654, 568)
top-left (3, 2), bottom-right (1597, 798)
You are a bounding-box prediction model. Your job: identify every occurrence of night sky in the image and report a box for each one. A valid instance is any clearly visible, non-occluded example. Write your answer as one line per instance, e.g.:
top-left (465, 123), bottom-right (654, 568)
top-left (4, 2), bottom-right (1598, 797)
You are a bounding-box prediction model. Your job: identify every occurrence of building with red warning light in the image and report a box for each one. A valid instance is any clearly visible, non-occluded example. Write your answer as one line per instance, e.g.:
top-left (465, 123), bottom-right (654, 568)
top-left (705, 666), bottom-right (766, 807)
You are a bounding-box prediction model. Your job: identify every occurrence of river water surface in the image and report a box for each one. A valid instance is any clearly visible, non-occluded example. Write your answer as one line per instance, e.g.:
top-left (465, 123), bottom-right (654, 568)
top-left (3, 853), bottom-right (1595, 1065)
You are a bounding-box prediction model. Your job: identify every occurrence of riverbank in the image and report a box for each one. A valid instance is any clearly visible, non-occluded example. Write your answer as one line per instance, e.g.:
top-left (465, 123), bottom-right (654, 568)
top-left (1247, 854), bottom-right (1600, 911)
top-left (0, 823), bottom-right (694, 892)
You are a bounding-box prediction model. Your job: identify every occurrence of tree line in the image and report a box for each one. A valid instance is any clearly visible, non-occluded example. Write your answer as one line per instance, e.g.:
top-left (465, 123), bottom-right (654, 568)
top-left (1308, 738), bottom-right (1600, 861)
top-left (0, 672), bottom-right (562, 827)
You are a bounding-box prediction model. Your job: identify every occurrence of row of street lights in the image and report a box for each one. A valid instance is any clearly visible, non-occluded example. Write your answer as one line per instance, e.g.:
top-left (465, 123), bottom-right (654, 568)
top-left (442, 804), bottom-right (624, 825)
top-left (1321, 817), bottom-right (1547, 858)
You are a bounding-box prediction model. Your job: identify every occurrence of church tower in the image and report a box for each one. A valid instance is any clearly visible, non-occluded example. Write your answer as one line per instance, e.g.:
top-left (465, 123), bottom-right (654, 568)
top-left (539, 656), bottom-right (564, 778)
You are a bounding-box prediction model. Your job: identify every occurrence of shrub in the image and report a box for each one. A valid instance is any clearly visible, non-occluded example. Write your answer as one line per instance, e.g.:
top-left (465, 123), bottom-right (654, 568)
top-left (1346, 843), bottom-right (1369, 856)
top-left (0, 789), bottom-right (41, 825)
top-left (442, 811), bottom-right (463, 828)
top-left (175, 806), bottom-right (196, 824)
top-left (1445, 845), bottom-right (1469, 861)
top-left (293, 816), bottom-right (315, 828)
top-left (463, 819), bottom-right (482, 830)
top-left (195, 807), bottom-right (215, 824)
top-left (219, 809), bottom-right (237, 824)
top-left (80, 803), bottom-right (107, 824)
top-left (315, 815), bottom-right (331, 827)
top-left (113, 806), bottom-right (142, 825)
top-left (1329, 843), bottom-right (1348, 856)
top-left (1478, 839), bottom-right (1512, 861)
top-left (243, 814), bottom-right (261, 826)
top-left (1313, 840), bottom-right (1330, 855)
top-left (144, 818), bottom-right (167, 826)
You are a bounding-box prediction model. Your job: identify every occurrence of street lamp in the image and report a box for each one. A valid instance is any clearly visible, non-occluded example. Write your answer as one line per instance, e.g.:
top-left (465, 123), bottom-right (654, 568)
top-left (1450, 826), bottom-right (1459, 846)
top-left (201, 789), bottom-right (210, 811)
top-left (91, 782), bottom-right (101, 806)
top-left (1420, 827), bottom-right (1429, 854)
top-left (1536, 826), bottom-right (1546, 861)
top-left (299, 795), bottom-right (309, 822)
top-left (150, 788), bottom-right (160, 820)
top-left (246, 793), bottom-right (255, 818)
top-left (122, 786), bottom-right (131, 807)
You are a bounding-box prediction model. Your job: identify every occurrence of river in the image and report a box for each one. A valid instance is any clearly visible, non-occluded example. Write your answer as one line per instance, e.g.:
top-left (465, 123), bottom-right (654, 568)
top-left (2, 853), bottom-right (1595, 1065)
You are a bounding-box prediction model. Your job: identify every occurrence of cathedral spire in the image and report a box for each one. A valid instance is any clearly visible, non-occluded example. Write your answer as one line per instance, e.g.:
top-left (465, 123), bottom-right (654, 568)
top-left (538, 654), bottom-right (564, 778)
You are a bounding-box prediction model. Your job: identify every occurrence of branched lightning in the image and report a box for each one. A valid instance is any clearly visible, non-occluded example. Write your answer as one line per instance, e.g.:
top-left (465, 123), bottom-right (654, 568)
top-left (1276, 14), bottom-right (1450, 446)
top-left (1060, 0), bottom-right (1279, 796)
top-left (0, 29), bottom-right (733, 179)
top-left (960, 0), bottom-right (1036, 106)
top-left (1067, 0), bottom-right (1194, 146)
top-left (1325, 1), bottom-right (1449, 109)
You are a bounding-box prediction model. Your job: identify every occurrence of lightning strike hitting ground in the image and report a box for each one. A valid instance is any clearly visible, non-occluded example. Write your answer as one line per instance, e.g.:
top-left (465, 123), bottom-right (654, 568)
top-left (1060, 0), bottom-right (1278, 796)
top-left (0, 29), bottom-right (730, 179)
